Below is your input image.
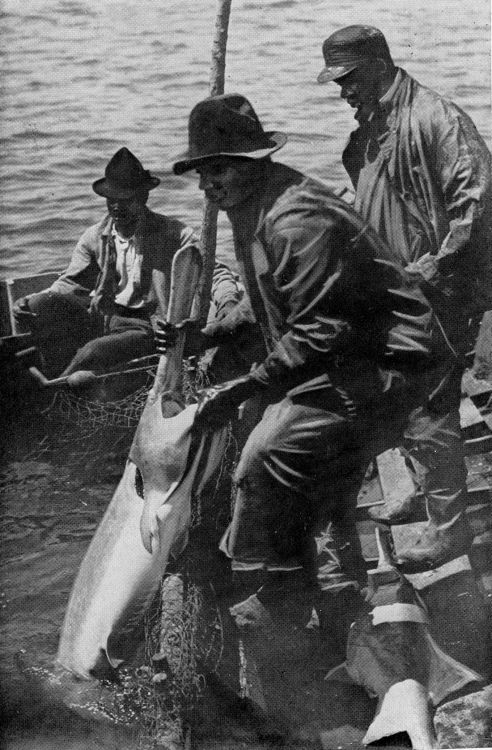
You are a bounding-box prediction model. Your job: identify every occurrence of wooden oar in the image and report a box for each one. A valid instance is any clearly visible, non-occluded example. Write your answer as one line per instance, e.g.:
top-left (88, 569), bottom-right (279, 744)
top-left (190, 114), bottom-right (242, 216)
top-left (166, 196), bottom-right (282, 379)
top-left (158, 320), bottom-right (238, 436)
top-left (197, 0), bottom-right (232, 327)
top-left (16, 348), bottom-right (159, 389)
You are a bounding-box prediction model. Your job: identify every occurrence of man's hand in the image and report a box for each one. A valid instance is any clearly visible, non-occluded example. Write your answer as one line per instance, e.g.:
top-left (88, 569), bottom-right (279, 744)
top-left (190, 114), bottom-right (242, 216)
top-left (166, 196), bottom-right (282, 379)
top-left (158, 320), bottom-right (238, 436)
top-left (201, 299), bottom-right (255, 338)
top-left (194, 376), bottom-right (260, 431)
top-left (155, 318), bottom-right (200, 355)
top-left (404, 253), bottom-right (439, 284)
top-left (12, 296), bottom-right (38, 324)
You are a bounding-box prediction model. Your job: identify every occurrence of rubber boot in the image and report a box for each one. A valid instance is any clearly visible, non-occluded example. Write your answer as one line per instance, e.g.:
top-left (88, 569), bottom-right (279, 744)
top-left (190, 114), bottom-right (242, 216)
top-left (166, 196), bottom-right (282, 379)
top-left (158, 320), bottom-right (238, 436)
top-left (315, 587), bottom-right (366, 668)
top-left (394, 446), bottom-right (473, 572)
top-left (395, 511), bottom-right (474, 574)
top-left (229, 569), bottom-right (318, 738)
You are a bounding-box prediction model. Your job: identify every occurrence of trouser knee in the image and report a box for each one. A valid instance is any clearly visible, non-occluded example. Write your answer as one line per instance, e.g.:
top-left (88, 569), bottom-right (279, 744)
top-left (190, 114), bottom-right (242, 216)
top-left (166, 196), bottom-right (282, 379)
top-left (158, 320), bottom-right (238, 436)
top-left (66, 338), bottom-right (109, 372)
top-left (22, 291), bottom-right (93, 376)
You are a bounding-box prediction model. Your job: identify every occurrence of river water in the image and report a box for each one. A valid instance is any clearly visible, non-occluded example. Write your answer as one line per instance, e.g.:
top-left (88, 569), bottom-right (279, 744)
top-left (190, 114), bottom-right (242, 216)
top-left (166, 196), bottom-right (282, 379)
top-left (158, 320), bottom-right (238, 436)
top-left (1, 0), bottom-right (490, 275)
top-left (0, 0), bottom-right (490, 747)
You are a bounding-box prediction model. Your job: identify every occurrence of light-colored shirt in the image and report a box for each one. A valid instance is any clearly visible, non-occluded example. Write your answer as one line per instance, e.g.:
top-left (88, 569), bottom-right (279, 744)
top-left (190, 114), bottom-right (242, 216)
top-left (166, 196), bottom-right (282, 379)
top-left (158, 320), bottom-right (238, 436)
top-left (112, 226), bottom-right (145, 308)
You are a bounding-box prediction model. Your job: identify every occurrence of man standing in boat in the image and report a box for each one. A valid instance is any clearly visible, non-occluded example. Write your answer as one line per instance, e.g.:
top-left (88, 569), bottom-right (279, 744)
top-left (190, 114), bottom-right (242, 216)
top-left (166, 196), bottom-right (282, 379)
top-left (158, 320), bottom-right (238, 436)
top-left (13, 147), bottom-right (240, 379)
top-left (168, 94), bottom-right (447, 687)
top-left (316, 25), bottom-right (492, 571)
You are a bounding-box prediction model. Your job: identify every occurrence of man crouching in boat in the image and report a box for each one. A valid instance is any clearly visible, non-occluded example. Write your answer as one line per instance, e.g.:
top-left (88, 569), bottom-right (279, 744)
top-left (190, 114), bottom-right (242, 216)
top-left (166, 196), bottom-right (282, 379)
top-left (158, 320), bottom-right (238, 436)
top-left (13, 147), bottom-right (239, 380)
top-left (163, 93), bottom-right (448, 714)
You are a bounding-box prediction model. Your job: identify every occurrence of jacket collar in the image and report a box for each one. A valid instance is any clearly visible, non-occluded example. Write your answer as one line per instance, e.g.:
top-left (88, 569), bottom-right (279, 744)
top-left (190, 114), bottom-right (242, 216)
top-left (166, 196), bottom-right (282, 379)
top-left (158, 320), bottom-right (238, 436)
top-left (359, 67), bottom-right (405, 123)
top-left (378, 67), bottom-right (404, 112)
top-left (100, 206), bottom-right (155, 238)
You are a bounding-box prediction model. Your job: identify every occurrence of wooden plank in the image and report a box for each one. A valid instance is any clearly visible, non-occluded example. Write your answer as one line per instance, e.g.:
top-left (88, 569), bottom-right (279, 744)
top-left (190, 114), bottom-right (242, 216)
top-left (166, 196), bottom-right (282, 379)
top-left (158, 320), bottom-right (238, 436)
top-left (0, 272), bottom-right (60, 336)
top-left (479, 411), bottom-right (492, 432)
top-left (0, 281), bottom-right (12, 337)
top-left (471, 310), bottom-right (492, 382)
top-left (462, 369), bottom-right (492, 398)
top-left (460, 397), bottom-right (485, 429)
top-left (356, 519), bottom-right (380, 563)
top-left (376, 447), bottom-right (416, 511)
top-left (402, 553), bottom-right (472, 590)
top-left (356, 454), bottom-right (492, 518)
top-left (357, 474), bottom-right (384, 508)
top-left (465, 434), bottom-right (492, 455)
top-left (465, 452), bottom-right (492, 476)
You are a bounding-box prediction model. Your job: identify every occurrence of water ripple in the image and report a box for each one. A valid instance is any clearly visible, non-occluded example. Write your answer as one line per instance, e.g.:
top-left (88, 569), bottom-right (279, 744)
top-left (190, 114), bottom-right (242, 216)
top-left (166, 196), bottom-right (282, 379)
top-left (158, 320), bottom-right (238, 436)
top-left (0, 0), bottom-right (490, 275)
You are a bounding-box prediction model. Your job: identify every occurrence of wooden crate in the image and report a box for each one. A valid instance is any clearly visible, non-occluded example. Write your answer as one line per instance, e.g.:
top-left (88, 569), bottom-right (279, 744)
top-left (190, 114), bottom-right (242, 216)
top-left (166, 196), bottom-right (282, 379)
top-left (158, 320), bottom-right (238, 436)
top-left (0, 272), bottom-right (60, 336)
top-left (356, 376), bottom-right (492, 577)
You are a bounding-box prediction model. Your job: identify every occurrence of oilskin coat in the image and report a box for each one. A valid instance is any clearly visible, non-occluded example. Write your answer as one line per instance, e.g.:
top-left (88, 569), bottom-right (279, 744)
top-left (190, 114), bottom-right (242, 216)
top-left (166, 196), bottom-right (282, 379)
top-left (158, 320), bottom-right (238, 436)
top-left (222, 164), bottom-right (440, 574)
top-left (343, 68), bottom-right (492, 324)
top-left (231, 165), bottom-right (441, 394)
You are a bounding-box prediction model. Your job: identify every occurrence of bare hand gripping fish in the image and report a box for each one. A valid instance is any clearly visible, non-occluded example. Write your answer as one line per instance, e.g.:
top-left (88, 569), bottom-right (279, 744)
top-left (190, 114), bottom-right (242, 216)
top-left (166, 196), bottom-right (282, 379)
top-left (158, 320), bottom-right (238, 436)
top-left (56, 245), bottom-right (228, 680)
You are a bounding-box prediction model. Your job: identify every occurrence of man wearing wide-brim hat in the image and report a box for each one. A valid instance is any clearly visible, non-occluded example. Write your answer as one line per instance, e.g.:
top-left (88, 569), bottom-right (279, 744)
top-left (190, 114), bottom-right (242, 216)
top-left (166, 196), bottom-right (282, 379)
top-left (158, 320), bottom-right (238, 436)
top-left (317, 24), bottom-right (492, 571)
top-left (167, 92), bottom-right (445, 710)
top-left (13, 147), bottom-right (240, 379)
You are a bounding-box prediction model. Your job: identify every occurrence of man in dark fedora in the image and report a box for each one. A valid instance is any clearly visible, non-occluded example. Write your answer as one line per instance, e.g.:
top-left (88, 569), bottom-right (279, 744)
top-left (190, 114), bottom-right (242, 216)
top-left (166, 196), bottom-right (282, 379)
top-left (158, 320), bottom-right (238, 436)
top-left (317, 25), bottom-right (492, 570)
top-left (168, 93), bottom-right (448, 699)
top-left (13, 147), bottom-right (240, 379)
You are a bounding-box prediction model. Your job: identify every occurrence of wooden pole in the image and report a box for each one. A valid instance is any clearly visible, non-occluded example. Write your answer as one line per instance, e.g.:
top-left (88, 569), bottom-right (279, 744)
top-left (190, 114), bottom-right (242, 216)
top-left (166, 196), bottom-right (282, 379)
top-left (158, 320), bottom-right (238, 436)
top-left (197, 0), bottom-right (232, 327)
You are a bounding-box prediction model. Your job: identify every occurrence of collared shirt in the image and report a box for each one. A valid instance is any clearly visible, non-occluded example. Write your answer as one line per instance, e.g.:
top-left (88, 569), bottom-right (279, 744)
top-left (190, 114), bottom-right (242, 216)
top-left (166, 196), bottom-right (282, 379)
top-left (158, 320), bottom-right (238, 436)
top-left (49, 208), bottom-right (243, 323)
top-left (112, 225), bottom-right (145, 308)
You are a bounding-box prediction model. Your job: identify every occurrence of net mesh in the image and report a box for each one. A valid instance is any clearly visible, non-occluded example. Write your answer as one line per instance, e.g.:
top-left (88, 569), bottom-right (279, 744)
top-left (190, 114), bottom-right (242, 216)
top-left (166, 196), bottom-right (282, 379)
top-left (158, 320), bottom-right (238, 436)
top-left (10, 354), bottom-right (240, 744)
top-left (41, 356), bottom-right (211, 434)
top-left (101, 575), bottom-right (223, 748)
top-left (48, 383), bottom-right (152, 430)
top-left (70, 356), bottom-right (236, 743)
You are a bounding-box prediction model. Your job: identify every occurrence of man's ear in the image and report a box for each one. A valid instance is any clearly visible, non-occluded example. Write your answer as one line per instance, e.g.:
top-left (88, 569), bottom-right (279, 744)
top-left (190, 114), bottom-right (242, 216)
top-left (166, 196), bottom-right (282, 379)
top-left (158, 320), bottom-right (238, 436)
top-left (374, 57), bottom-right (395, 79)
top-left (136, 189), bottom-right (150, 204)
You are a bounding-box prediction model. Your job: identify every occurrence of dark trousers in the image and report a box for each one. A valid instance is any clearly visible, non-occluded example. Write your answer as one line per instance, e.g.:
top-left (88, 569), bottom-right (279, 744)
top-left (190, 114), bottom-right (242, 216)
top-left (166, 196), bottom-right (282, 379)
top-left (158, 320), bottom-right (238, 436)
top-left (222, 358), bottom-right (468, 593)
top-left (21, 291), bottom-right (155, 377)
top-left (222, 367), bottom-right (382, 590)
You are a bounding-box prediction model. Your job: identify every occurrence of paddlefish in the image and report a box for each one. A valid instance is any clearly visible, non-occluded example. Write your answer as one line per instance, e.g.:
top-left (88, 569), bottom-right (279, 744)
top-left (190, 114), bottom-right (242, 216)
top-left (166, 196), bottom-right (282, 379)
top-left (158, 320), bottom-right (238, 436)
top-left (56, 245), bottom-right (228, 679)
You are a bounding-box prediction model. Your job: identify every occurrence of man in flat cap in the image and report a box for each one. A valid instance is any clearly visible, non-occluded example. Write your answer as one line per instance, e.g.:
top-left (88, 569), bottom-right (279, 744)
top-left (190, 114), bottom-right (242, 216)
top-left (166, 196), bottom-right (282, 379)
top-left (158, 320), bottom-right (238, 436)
top-left (168, 93), bottom-right (450, 699)
top-left (13, 147), bottom-right (239, 379)
top-left (318, 25), bottom-right (492, 570)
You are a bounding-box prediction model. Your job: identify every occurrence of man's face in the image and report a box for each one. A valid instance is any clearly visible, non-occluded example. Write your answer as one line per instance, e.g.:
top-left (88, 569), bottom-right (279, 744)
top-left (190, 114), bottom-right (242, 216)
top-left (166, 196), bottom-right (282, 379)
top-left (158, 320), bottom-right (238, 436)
top-left (334, 62), bottom-right (382, 119)
top-left (196, 158), bottom-right (260, 210)
top-left (106, 192), bottom-right (147, 226)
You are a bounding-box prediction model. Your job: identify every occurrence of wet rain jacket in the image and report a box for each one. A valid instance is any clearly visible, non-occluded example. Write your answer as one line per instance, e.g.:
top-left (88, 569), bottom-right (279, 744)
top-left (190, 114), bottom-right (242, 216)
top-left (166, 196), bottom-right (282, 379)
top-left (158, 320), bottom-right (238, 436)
top-left (343, 68), bottom-right (492, 317)
top-left (227, 164), bottom-right (439, 393)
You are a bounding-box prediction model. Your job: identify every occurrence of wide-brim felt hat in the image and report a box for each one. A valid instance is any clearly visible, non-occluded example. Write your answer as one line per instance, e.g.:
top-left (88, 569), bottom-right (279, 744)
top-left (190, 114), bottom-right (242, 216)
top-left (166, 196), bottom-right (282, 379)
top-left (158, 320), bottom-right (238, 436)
top-left (93, 147), bottom-right (160, 198)
top-left (317, 25), bottom-right (393, 84)
top-left (173, 93), bottom-right (287, 175)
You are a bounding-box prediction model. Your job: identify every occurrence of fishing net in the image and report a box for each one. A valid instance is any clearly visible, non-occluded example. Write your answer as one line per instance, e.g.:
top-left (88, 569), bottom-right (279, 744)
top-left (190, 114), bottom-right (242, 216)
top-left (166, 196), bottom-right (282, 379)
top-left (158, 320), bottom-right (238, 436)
top-left (19, 357), bottom-right (210, 474)
top-left (8, 352), bottom-right (241, 745)
top-left (82, 357), bottom-right (237, 745)
top-left (47, 382), bottom-right (152, 430)
top-left (42, 355), bottom-right (210, 432)
top-left (104, 575), bottom-right (224, 748)
top-left (43, 364), bottom-right (158, 431)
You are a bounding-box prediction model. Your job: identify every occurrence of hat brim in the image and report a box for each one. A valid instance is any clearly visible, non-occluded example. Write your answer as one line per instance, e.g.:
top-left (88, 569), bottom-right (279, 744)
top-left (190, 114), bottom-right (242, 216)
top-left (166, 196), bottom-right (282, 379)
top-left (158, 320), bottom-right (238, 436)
top-left (172, 131), bottom-right (287, 175)
top-left (317, 62), bottom-right (359, 84)
top-left (92, 175), bottom-right (160, 198)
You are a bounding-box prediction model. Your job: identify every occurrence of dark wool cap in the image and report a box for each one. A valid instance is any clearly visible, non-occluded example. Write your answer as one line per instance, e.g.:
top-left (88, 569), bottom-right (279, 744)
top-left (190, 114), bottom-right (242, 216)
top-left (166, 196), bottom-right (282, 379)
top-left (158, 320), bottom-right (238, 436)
top-left (318, 25), bottom-right (393, 83)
